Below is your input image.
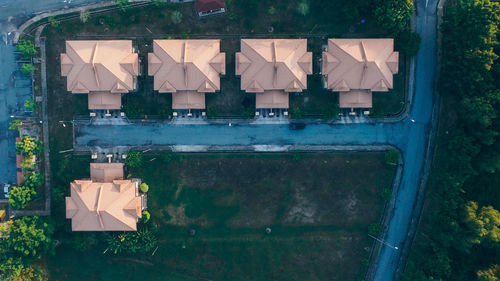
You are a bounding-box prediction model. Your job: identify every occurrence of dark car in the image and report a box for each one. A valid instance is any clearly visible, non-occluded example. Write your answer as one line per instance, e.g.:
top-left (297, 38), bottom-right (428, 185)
top-left (289, 123), bottom-right (306, 130)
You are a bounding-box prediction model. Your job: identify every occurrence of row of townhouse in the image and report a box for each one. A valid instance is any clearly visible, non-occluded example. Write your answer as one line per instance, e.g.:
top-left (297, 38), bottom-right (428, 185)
top-left (60, 38), bottom-right (398, 116)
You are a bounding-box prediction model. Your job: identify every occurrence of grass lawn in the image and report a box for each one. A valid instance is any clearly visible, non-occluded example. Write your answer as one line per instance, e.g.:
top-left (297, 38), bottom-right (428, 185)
top-left (38, 0), bottom-right (405, 120)
top-left (46, 152), bottom-right (396, 281)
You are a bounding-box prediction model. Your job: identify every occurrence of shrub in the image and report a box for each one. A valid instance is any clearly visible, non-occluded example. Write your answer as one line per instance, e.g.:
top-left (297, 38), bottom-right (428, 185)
top-left (368, 223), bottom-right (382, 236)
top-left (395, 31), bottom-right (421, 57)
top-left (24, 98), bottom-right (37, 111)
top-left (8, 186), bottom-right (37, 210)
top-left (141, 210), bottom-right (151, 223)
top-left (106, 226), bottom-right (157, 254)
top-left (139, 183), bottom-right (149, 193)
top-left (8, 120), bottom-right (22, 131)
top-left (381, 188), bottom-right (392, 202)
top-left (48, 16), bottom-right (59, 28)
top-left (171, 10), bottom-right (182, 25)
top-left (16, 40), bottom-right (36, 58)
top-left (23, 172), bottom-right (44, 188)
top-left (16, 135), bottom-right (42, 157)
top-left (161, 151), bottom-right (173, 163)
top-left (20, 64), bottom-right (35, 75)
top-left (384, 150), bottom-right (400, 165)
top-left (374, 0), bottom-right (413, 34)
top-left (292, 153), bottom-right (302, 162)
top-left (296, 0), bottom-right (310, 16)
top-left (292, 107), bottom-right (303, 119)
top-left (126, 151), bottom-right (143, 168)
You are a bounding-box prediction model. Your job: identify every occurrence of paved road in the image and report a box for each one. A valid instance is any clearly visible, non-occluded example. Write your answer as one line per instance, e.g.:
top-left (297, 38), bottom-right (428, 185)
top-left (0, 0), bottom-right (102, 22)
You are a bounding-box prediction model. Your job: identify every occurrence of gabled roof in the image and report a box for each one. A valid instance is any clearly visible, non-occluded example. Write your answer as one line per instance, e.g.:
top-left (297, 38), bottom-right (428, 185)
top-left (339, 90), bottom-right (373, 108)
top-left (236, 39), bottom-right (312, 93)
top-left (65, 163), bottom-right (141, 231)
top-left (148, 40), bottom-right (226, 93)
top-left (87, 92), bottom-right (122, 110)
top-left (256, 91), bottom-right (289, 109)
top-left (90, 163), bottom-right (124, 183)
top-left (322, 39), bottom-right (399, 92)
top-left (172, 91), bottom-right (206, 109)
top-left (61, 40), bottom-right (138, 94)
top-left (196, 0), bottom-right (225, 12)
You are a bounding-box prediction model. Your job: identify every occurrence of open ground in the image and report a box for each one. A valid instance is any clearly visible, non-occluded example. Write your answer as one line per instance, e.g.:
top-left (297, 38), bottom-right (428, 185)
top-left (46, 152), bottom-right (396, 281)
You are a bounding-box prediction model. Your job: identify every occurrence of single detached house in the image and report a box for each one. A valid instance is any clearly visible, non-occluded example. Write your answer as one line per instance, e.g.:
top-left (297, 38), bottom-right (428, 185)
top-left (65, 163), bottom-right (144, 231)
top-left (60, 40), bottom-right (139, 110)
top-left (322, 38), bottom-right (399, 109)
top-left (196, 0), bottom-right (226, 17)
top-left (235, 39), bottom-right (312, 113)
top-left (148, 39), bottom-right (225, 112)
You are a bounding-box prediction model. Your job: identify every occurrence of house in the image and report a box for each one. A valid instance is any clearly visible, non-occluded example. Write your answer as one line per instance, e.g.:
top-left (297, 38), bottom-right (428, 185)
top-left (65, 163), bottom-right (144, 231)
top-left (235, 39), bottom-right (312, 111)
top-left (148, 39), bottom-right (225, 111)
top-left (322, 38), bottom-right (399, 109)
top-left (196, 0), bottom-right (226, 17)
top-left (60, 40), bottom-right (139, 110)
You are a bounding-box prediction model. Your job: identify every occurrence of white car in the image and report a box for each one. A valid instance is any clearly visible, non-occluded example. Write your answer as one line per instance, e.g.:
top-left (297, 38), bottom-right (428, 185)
top-left (3, 184), bottom-right (10, 198)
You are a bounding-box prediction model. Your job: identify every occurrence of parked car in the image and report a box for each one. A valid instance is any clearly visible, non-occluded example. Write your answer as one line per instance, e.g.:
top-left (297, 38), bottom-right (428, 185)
top-left (289, 123), bottom-right (306, 130)
top-left (3, 184), bottom-right (10, 198)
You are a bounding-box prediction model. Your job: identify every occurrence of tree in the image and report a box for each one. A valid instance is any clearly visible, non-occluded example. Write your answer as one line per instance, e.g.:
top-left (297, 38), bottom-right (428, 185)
top-left (139, 183), bottom-right (149, 193)
top-left (374, 0), bottom-right (413, 34)
top-left (171, 10), bottom-right (182, 24)
top-left (16, 135), bottom-right (42, 157)
top-left (23, 172), bottom-right (44, 189)
top-left (126, 151), bottom-right (143, 168)
top-left (79, 10), bottom-right (90, 23)
top-left (24, 98), bottom-right (37, 111)
top-left (395, 31), bottom-right (421, 57)
top-left (0, 216), bottom-right (55, 261)
top-left (47, 16), bottom-right (59, 28)
top-left (151, 0), bottom-right (165, 7)
top-left (296, 0), bottom-right (310, 16)
top-left (464, 201), bottom-right (500, 245)
top-left (15, 40), bottom-right (36, 59)
top-left (385, 149), bottom-right (400, 165)
top-left (114, 0), bottom-right (129, 10)
top-left (8, 120), bottom-right (23, 131)
top-left (368, 223), bottom-right (382, 236)
top-left (20, 64), bottom-right (35, 75)
top-left (8, 186), bottom-right (37, 210)
top-left (478, 265), bottom-right (500, 281)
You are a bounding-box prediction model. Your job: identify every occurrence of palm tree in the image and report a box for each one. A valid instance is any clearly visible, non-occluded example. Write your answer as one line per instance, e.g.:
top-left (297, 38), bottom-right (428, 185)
top-left (171, 11), bottom-right (182, 25)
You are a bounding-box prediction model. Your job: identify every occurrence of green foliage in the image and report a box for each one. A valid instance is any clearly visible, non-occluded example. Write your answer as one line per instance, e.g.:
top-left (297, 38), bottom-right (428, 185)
top-left (0, 258), bottom-right (46, 281)
top-left (8, 120), bottom-right (23, 131)
top-left (23, 172), bottom-right (44, 189)
top-left (374, 0), bottom-right (413, 34)
top-left (114, 0), bottom-right (129, 10)
top-left (296, 0), bottom-right (310, 16)
top-left (47, 16), bottom-right (59, 28)
top-left (8, 186), bottom-right (37, 210)
top-left (0, 217), bottom-right (55, 261)
top-left (123, 104), bottom-right (144, 119)
top-left (139, 183), bottom-right (149, 193)
top-left (79, 10), bottom-right (90, 23)
top-left (152, 0), bottom-right (165, 7)
top-left (171, 10), bottom-right (182, 25)
top-left (126, 151), bottom-right (143, 168)
top-left (268, 6), bottom-right (276, 15)
top-left (161, 151), bottom-right (173, 163)
top-left (24, 98), bottom-right (37, 111)
top-left (106, 223), bottom-right (157, 254)
top-left (15, 40), bottom-right (36, 59)
top-left (292, 107), bottom-right (303, 119)
top-left (321, 102), bottom-right (340, 119)
top-left (384, 150), bottom-right (399, 165)
top-left (71, 234), bottom-right (89, 252)
top-left (141, 210), bottom-right (151, 223)
top-left (20, 64), bottom-right (35, 75)
top-left (16, 135), bottom-right (42, 157)
top-left (292, 153), bottom-right (302, 162)
top-left (368, 223), bottom-right (382, 236)
top-left (464, 201), bottom-right (500, 245)
top-left (478, 265), bottom-right (500, 281)
top-left (395, 31), bottom-right (422, 57)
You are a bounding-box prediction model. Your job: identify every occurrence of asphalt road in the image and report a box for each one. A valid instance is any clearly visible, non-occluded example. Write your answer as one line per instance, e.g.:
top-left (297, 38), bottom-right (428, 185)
top-left (0, 0), bottom-right (102, 21)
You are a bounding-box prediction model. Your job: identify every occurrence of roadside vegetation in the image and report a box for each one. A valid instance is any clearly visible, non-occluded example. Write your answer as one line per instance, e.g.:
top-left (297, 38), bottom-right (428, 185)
top-left (404, 0), bottom-right (500, 280)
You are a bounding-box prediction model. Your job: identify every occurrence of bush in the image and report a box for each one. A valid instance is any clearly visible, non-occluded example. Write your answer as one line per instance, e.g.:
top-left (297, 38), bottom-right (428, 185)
top-left (16, 40), bottom-right (36, 58)
top-left (385, 150), bottom-right (400, 165)
top-left (161, 151), bottom-right (173, 163)
top-left (23, 172), bottom-right (44, 188)
top-left (8, 120), bottom-right (22, 131)
top-left (16, 135), bottom-right (42, 157)
top-left (139, 183), bottom-right (149, 193)
top-left (296, 0), bottom-right (310, 16)
top-left (171, 10), bottom-right (182, 25)
top-left (395, 31), bottom-right (421, 57)
top-left (24, 98), bottom-right (37, 111)
top-left (381, 188), bottom-right (392, 202)
top-left (20, 64), bottom-right (35, 75)
top-left (48, 16), bottom-right (59, 28)
top-left (106, 225), bottom-right (157, 254)
top-left (126, 151), bottom-right (143, 168)
top-left (141, 210), bottom-right (151, 223)
top-left (8, 186), bottom-right (37, 210)
top-left (368, 223), bottom-right (382, 236)
top-left (374, 0), bottom-right (413, 34)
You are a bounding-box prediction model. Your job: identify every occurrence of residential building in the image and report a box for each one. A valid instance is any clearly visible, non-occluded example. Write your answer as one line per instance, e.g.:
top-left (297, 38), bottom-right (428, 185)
top-left (196, 0), bottom-right (226, 17)
top-left (148, 39), bottom-right (225, 111)
top-left (60, 40), bottom-right (139, 110)
top-left (235, 39), bottom-right (312, 111)
top-left (65, 163), bottom-right (144, 231)
top-left (322, 38), bottom-right (399, 109)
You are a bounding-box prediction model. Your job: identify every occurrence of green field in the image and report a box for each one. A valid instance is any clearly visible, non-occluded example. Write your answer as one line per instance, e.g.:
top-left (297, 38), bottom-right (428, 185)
top-left (46, 152), bottom-right (396, 281)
